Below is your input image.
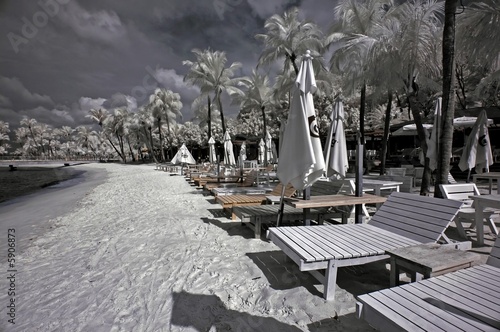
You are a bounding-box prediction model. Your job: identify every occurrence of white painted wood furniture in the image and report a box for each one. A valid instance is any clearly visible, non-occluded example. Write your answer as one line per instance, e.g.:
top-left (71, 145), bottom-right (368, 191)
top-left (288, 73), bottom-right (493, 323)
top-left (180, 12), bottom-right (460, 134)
top-left (266, 192), bottom-right (462, 301)
top-left (440, 184), bottom-right (499, 244)
top-left (357, 236), bottom-right (500, 331)
top-left (473, 172), bottom-right (500, 194)
top-left (470, 194), bottom-right (500, 247)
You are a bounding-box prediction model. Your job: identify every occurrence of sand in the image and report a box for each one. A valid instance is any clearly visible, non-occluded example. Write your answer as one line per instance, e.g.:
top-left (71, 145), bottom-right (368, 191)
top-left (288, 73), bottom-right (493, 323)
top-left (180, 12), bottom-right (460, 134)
top-left (0, 163), bottom-right (496, 331)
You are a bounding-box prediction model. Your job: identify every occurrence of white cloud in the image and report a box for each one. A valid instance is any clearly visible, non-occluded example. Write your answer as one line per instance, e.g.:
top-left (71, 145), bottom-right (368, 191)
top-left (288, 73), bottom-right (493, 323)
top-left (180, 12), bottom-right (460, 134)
top-left (246, 0), bottom-right (289, 19)
top-left (152, 68), bottom-right (200, 97)
top-left (0, 76), bottom-right (54, 109)
top-left (58, 2), bottom-right (127, 45)
top-left (78, 97), bottom-right (106, 112)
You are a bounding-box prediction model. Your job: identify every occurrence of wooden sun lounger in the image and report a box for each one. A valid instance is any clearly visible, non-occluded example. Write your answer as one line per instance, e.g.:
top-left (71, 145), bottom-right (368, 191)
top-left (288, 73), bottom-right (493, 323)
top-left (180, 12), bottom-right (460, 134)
top-left (356, 235), bottom-right (500, 331)
top-left (266, 192), bottom-right (462, 301)
top-left (205, 170), bottom-right (258, 192)
top-left (216, 183), bottom-right (296, 220)
top-left (233, 179), bottom-right (369, 238)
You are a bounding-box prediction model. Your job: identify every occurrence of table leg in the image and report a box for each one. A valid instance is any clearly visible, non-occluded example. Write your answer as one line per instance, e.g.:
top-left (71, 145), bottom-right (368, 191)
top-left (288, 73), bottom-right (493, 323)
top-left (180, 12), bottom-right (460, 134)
top-left (476, 201), bottom-right (485, 246)
top-left (390, 257), bottom-right (398, 287)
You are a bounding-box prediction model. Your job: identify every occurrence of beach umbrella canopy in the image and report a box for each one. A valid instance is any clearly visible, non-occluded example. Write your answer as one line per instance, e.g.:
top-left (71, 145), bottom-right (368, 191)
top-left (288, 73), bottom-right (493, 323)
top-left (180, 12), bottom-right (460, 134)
top-left (426, 97), bottom-right (442, 171)
top-left (258, 138), bottom-right (265, 164)
top-left (323, 99), bottom-right (349, 178)
top-left (458, 110), bottom-right (494, 174)
top-left (277, 50), bottom-right (325, 191)
top-left (392, 123), bottom-right (433, 136)
top-left (208, 137), bottom-right (217, 164)
top-left (171, 143), bottom-right (196, 165)
top-left (223, 132), bottom-right (236, 166)
top-left (454, 116), bottom-right (493, 128)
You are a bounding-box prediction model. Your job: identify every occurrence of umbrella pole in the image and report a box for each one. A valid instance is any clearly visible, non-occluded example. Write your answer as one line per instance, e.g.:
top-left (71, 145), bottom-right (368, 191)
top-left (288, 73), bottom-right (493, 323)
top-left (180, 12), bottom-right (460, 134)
top-left (277, 185), bottom-right (286, 227)
top-left (303, 187), bottom-right (311, 226)
top-left (467, 169), bottom-right (471, 183)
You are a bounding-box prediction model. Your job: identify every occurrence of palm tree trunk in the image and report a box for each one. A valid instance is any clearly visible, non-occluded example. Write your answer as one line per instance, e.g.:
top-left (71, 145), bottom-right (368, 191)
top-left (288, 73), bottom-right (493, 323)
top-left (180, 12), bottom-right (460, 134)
top-left (261, 106), bottom-right (268, 166)
top-left (408, 96), bottom-right (432, 195)
top-left (216, 90), bottom-right (226, 134)
top-left (435, 0), bottom-right (458, 198)
top-left (145, 125), bottom-right (158, 163)
top-left (207, 95), bottom-right (212, 140)
top-left (157, 118), bottom-right (165, 162)
top-left (380, 90), bottom-right (393, 175)
top-left (127, 138), bottom-right (136, 162)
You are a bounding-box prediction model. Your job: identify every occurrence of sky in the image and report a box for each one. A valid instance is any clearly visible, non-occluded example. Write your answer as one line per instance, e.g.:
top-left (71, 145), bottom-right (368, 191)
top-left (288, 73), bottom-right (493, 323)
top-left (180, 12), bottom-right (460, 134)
top-left (0, 0), bottom-right (338, 131)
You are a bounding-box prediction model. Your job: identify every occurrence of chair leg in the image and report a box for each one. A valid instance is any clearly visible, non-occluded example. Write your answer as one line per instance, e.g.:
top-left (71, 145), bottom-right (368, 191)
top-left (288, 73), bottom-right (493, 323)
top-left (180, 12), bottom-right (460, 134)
top-left (454, 218), bottom-right (468, 239)
top-left (487, 217), bottom-right (499, 235)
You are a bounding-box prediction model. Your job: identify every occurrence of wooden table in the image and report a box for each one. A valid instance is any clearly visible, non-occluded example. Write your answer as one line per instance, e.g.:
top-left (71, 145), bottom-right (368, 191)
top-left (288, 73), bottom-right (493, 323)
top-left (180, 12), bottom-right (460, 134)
top-left (470, 194), bottom-right (500, 246)
top-left (347, 178), bottom-right (402, 207)
top-left (473, 172), bottom-right (500, 194)
top-left (386, 243), bottom-right (480, 287)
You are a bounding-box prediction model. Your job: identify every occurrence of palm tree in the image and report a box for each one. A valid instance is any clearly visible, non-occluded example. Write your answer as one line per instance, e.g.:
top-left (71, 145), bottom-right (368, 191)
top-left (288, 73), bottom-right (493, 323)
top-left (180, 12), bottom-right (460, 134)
top-left (148, 88), bottom-right (183, 161)
top-left (235, 70), bottom-right (275, 165)
top-left (0, 121), bottom-right (10, 155)
top-left (183, 48), bottom-right (244, 134)
top-left (103, 109), bottom-right (128, 163)
top-left (87, 108), bottom-right (108, 128)
top-left (256, 7), bottom-right (324, 76)
top-left (20, 117), bottom-right (45, 157)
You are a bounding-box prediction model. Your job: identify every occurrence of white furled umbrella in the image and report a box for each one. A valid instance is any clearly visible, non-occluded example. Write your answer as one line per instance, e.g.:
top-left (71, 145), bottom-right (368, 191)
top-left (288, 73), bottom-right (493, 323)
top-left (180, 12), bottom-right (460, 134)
top-left (208, 137), bottom-right (217, 164)
top-left (323, 99), bottom-right (349, 178)
top-left (279, 118), bottom-right (286, 156)
top-left (426, 97), bottom-right (442, 171)
top-left (458, 110), bottom-right (494, 176)
top-left (223, 132), bottom-right (236, 166)
top-left (277, 50), bottom-right (325, 191)
top-left (258, 138), bottom-right (265, 164)
top-left (265, 130), bottom-right (274, 165)
top-left (171, 143), bottom-right (196, 165)
top-left (271, 141), bottom-right (278, 163)
top-left (240, 141), bottom-right (247, 162)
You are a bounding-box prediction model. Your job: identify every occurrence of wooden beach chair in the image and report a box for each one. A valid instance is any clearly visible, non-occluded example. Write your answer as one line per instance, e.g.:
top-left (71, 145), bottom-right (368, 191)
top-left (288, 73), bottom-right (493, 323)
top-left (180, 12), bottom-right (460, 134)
top-left (233, 179), bottom-right (360, 238)
top-left (205, 170), bottom-right (258, 192)
top-left (356, 235), bottom-right (500, 331)
top-left (440, 183), bottom-right (499, 239)
top-left (266, 192), bottom-right (463, 301)
top-left (216, 183), bottom-right (296, 220)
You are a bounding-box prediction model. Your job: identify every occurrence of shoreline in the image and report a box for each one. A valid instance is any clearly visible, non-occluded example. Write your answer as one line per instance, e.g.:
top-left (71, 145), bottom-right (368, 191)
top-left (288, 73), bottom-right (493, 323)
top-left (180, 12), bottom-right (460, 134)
top-left (0, 164), bottom-right (108, 254)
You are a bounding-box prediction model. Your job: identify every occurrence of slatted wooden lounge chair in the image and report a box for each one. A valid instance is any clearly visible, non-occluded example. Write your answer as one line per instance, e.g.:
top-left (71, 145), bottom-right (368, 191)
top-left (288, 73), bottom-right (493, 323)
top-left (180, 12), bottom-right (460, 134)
top-left (234, 180), bottom-right (358, 238)
top-left (205, 170), bottom-right (259, 192)
top-left (216, 183), bottom-right (296, 220)
top-left (356, 235), bottom-right (500, 331)
top-left (440, 183), bottom-right (499, 239)
top-left (266, 192), bottom-right (462, 301)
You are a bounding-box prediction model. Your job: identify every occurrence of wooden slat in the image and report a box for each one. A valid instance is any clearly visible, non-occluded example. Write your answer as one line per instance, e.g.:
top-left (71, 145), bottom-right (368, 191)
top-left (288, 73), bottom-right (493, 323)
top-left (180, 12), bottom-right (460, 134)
top-left (284, 193), bottom-right (386, 208)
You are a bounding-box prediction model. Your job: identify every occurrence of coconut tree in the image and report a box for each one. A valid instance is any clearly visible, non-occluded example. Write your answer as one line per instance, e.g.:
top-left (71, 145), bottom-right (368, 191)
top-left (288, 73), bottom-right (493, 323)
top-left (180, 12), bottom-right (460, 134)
top-left (103, 108), bottom-right (128, 163)
top-left (20, 117), bottom-right (45, 157)
top-left (0, 121), bottom-right (11, 155)
top-left (256, 7), bottom-right (324, 76)
top-left (183, 48), bottom-right (243, 135)
top-left (234, 70), bottom-right (276, 165)
top-left (148, 88), bottom-right (183, 161)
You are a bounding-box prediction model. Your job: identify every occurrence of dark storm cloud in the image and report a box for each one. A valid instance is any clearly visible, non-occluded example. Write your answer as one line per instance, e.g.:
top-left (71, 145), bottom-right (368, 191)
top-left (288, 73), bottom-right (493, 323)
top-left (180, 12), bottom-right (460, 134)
top-left (0, 0), bottom-right (339, 130)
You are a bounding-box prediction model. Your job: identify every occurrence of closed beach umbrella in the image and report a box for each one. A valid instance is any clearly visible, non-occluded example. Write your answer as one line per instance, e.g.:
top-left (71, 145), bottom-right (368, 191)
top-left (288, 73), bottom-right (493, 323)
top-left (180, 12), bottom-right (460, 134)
top-left (277, 50), bottom-right (325, 191)
top-left (271, 141), bottom-right (278, 164)
top-left (258, 138), bottom-right (265, 164)
top-left (240, 141), bottom-right (247, 162)
top-left (265, 130), bottom-right (274, 165)
top-left (208, 137), bottom-right (217, 164)
top-left (426, 97), bottom-right (442, 171)
top-left (171, 143), bottom-right (196, 165)
top-left (458, 110), bottom-right (493, 176)
top-left (323, 99), bottom-right (349, 178)
top-left (223, 132), bottom-right (236, 166)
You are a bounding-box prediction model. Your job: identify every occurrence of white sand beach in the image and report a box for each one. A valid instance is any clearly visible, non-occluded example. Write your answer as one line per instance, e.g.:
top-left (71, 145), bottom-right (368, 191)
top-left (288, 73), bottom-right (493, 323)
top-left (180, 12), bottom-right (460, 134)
top-left (0, 163), bottom-right (496, 331)
top-left (0, 163), bottom-right (381, 331)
